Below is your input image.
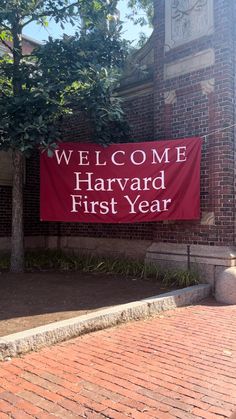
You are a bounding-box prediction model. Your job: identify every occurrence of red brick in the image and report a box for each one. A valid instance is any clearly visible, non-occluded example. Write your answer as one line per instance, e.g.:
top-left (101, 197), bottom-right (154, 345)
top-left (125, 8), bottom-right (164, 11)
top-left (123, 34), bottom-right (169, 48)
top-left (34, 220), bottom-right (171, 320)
top-left (192, 407), bottom-right (224, 418)
top-left (0, 301), bottom-right (236, 419)
top-left (2, 2), bottom-right (236, 248)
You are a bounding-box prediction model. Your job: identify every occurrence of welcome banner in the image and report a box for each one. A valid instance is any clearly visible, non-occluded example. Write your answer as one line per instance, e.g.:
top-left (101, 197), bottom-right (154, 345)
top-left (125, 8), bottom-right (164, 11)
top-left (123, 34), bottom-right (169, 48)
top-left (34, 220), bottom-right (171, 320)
top-left (40, 138), bottom-right (202, 223)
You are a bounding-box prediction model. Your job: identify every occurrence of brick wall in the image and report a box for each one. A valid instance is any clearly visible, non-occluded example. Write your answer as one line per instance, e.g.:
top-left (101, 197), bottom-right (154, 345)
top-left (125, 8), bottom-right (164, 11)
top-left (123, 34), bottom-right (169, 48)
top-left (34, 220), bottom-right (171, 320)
top-left (0, 91), bottom-right (155, 242)
top-left (1, 0), bottom-right (236, 248)
top-left (0, 35), bottom-right (40, 56)
top-left (0, 187), bottom-right (11, 237)
top-left (123, 92), bottom-right (154, 142)
top-left (152, 0), bottom-right (236, 246)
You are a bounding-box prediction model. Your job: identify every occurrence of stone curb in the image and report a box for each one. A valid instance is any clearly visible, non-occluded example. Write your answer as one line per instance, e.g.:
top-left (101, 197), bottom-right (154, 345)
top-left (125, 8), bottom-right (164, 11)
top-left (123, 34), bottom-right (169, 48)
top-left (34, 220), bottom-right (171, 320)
top-left (0, 284), bottom-right (211, 361)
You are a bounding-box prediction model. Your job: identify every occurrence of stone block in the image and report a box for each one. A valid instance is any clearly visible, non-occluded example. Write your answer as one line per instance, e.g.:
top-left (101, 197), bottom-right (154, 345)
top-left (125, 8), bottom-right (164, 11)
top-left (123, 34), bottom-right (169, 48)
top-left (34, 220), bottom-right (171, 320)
top-left (0, 284), bottom-right (211, 360)
top-left (165, 0), bottom-right (214, 50)
top-left (215, 267), bottom-right (236, 305)
top-left (25, 236), bottom-right (46, 249)
top-left (201, 211), bottom-right (215, 226)
top-left (146, 242), bottom-right (236, 286)
top-left (62, 236), bottom-right (152, 260)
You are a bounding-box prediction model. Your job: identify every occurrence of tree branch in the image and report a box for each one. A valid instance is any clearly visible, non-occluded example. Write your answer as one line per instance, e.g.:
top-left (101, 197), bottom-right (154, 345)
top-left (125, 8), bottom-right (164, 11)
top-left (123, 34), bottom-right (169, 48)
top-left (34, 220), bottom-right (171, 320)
top-left (34, 0), bottom-right (45, 9)
top-left (22, 1), bottom-right (81, 28)
top-left (0, 22), bottom-right (11, 31)
top-left (0, 38), bottom-right (13, 53)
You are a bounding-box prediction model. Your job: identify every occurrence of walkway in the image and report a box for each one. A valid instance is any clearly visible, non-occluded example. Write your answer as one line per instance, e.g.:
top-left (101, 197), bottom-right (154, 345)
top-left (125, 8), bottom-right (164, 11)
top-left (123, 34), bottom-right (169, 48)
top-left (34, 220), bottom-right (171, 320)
top-left (0, 299), bottom-right (236, 418)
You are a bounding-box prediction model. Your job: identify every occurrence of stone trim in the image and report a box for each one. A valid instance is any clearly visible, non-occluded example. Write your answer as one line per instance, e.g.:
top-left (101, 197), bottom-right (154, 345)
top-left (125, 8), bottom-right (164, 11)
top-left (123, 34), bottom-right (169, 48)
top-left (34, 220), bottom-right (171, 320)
top-left (146, 243), bottom-right (236, 286)
top-left (165, 0), bottom-right (214, 51)
top-left (164, 49), bottom-right (215, 79)
top-left (0, 236), bottom-right (152, 260)
top-left (164, 90), bottom-right (177, 105)
top-left (0, 236), bottom-right (47, 252)
top-left (117, 82), bottom-right (153, 99)
top-left (146, 243), bottom-right (236, 267)
top-left (201, 211), bottom-right (215, 226)
top-left (200, 78), bottom-right (215, 95)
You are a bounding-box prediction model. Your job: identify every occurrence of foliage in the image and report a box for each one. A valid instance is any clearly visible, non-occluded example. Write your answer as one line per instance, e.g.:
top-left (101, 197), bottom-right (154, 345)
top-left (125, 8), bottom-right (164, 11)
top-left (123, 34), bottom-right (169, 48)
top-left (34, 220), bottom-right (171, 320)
top-left (0, 0), bottom-right (129, 153)
top-left (0, 250), bottom-right (199, 288)
top-left (127, 0), bottom-right (154, 28)
top-left (0, 0), bottom-right (130, 272)
top-left (162, 268), bottom-right (199, 288)
top-left (0, 1), bottom-right (117, 31)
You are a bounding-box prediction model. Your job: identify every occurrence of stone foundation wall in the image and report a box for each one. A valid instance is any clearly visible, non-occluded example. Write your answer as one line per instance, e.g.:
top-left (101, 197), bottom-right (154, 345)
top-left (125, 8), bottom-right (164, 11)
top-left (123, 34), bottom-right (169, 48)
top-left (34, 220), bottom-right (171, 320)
top-left (0, 236), bottom-right (151, 261)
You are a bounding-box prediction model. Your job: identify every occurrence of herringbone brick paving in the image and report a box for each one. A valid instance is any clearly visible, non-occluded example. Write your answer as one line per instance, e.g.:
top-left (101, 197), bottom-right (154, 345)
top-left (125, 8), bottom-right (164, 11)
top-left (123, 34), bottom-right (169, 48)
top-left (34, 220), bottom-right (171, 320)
top-left (0, 299), bottom-right (236, 418)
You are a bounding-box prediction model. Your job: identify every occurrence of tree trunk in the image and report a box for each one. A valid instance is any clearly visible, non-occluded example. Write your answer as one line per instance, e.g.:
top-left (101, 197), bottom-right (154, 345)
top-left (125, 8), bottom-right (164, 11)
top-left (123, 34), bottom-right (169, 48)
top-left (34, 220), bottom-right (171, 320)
top-left (10, 17), bottom-right (24, 273)
top-left (10, 151), bottom-right (24, 273)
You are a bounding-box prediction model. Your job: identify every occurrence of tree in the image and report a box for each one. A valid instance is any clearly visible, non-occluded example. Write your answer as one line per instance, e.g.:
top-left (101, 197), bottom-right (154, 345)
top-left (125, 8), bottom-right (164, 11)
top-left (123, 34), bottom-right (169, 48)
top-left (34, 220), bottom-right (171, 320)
top-left (127, 0), bottom-right (154, 28)
top-left (0, 0), bottom-right (129, 273)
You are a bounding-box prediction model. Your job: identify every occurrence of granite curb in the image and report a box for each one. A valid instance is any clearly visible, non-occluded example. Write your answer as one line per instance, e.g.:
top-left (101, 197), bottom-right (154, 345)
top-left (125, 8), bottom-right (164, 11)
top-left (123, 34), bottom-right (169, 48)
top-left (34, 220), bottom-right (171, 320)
top-left (0, 284), bottom-right (211, 361)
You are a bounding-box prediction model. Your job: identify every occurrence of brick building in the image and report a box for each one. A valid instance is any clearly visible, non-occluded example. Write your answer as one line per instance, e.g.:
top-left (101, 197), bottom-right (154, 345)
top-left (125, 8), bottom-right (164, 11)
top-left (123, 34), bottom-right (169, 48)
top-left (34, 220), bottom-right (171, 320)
top-left (1, 0), bottom-right (236, 285)
top-left (0, 34), bottom-right (41, 56)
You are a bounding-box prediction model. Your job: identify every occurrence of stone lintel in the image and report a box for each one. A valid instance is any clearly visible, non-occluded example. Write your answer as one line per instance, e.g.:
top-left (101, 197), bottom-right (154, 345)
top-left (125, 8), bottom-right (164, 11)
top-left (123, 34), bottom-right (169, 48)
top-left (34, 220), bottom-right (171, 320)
top-left (117, 82), bottom-right (153, 99)
top-left (164, 49), bottom-right (215, 80)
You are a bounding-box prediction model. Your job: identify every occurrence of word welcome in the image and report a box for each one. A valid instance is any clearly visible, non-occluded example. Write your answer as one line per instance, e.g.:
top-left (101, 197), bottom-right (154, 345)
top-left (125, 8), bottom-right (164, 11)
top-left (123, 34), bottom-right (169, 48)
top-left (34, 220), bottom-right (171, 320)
top-left (54, 147), bottom-right (187, 167)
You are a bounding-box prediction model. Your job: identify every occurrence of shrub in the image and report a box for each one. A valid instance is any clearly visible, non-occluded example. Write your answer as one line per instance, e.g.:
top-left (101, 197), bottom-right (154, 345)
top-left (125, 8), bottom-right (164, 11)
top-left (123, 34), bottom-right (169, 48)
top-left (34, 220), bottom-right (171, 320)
top-left (0, 250), bottom-right (199, 288)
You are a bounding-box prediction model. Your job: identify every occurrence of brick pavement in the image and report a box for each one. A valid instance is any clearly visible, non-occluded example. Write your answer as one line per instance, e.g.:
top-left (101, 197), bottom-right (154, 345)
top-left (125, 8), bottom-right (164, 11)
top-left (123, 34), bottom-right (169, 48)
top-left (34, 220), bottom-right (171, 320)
top-left (0, 299), bottom-right (236, 418)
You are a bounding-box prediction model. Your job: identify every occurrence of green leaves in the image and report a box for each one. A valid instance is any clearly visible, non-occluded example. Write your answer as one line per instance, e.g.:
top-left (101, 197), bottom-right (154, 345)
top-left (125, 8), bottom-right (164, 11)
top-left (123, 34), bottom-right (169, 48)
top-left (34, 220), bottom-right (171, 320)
top-left (0, 29), bottom-right (12, 41)
top-left (127, 0), bottom-right (154, 27)
top-left (0, 0), bottom-right (129, 155)
top-left (0, 0), bottom-right (119, 30)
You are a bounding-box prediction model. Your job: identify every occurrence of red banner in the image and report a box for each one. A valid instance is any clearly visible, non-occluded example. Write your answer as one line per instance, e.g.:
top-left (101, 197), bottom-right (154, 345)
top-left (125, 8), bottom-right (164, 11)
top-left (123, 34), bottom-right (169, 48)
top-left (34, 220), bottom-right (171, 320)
top-left (40, 138), bottom-right (202, 223)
